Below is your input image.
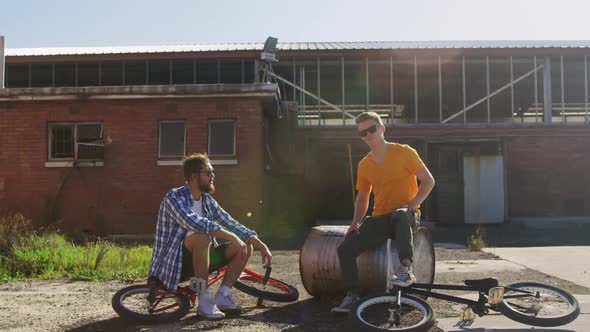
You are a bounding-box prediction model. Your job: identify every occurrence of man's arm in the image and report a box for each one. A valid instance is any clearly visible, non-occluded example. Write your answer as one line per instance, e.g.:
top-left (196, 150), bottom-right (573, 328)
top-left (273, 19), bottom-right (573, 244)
top-left (248, 236), bottom-right (273, 268)
top-left (208, 197), bottom-right (257, 242)
top-left (407, 166), bottom-right (435, 211)
top-left (346, 190), bottom-right (371, 237)
top-left (209, 198), bottom-right (272, 267)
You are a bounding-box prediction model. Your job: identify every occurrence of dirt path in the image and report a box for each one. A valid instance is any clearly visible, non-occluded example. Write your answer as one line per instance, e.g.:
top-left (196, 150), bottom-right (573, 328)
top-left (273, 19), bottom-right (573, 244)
top-left (1, 249), bottom-right (588, 332)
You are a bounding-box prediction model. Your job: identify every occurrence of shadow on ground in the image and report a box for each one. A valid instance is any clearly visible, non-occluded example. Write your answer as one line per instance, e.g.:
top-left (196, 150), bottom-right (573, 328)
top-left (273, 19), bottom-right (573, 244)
top-left (65, 299), bottom-right (352, 332)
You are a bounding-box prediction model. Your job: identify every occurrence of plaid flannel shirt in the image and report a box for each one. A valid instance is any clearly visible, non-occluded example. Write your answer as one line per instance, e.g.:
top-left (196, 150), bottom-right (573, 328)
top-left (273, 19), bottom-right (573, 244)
top-left (148, 184), bottom-right (257, 291)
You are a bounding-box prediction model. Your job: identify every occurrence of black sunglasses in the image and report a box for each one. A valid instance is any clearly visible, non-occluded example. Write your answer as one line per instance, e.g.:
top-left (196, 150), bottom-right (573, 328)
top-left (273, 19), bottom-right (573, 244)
top-left (199, 170), bottom-right (215, 177)
top-left (358, 124), bottom-right (378, 137)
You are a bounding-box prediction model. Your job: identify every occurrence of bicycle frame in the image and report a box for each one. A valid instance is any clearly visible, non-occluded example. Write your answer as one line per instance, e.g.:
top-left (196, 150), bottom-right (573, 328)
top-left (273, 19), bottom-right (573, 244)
top-left (384, 239), bottom-right (534, 317)
top-left (387, 282), bottom-right (538, 318)
top-left (148, 267), bottom-right (274, 313)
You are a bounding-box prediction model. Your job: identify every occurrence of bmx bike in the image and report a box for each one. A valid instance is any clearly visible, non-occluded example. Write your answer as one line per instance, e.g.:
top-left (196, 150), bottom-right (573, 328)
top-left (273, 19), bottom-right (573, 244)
top-left (350, 239), bottom-right (581, 331)
top-left (112, 266), bottom-right (299, 323)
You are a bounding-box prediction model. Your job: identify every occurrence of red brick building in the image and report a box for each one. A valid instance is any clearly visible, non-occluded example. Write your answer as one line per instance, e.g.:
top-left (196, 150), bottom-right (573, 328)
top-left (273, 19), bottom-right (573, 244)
top-left (0, 85), bottom-right (277, 234)
top-left (1, 40), bottom-right (589, 234)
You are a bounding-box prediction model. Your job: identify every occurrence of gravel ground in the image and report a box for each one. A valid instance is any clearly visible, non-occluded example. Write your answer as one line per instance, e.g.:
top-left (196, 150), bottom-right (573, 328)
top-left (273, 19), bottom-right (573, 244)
top-left (0, 248), bottom-right (588, 332)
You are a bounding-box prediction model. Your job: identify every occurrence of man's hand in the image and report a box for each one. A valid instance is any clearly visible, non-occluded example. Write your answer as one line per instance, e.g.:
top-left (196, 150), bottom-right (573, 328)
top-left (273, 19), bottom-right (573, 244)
top-left (249, 237), bottom-right (273, 268)
top-left (231, 234), bottom-right (248, 256)
top-left (345, 222), bottom-right (360, 238)
top-left (259, 245), bottom-right (273, 269)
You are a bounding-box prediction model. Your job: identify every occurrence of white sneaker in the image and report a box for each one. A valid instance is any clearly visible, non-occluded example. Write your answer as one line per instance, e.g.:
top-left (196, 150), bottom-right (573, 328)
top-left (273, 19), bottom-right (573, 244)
top-left (196, 289), bottom-right (225, 320)
top-left (331, 293), bottom-right (359, 313)
top-left (215, 291), bottom-right (242, 313)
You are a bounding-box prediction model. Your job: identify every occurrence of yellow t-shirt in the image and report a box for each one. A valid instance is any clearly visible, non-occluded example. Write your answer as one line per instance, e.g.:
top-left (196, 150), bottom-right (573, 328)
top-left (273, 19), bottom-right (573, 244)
top-left (356, 143), bottom-right (425, 217)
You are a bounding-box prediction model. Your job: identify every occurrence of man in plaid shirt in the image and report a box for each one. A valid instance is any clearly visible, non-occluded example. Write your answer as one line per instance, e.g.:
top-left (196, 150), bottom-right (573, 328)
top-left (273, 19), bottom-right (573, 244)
top-left (148, 153), bottom-right (272, 320)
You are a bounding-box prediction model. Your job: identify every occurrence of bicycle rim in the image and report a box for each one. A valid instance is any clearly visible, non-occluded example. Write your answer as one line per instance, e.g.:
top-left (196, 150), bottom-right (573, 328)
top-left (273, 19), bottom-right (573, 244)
top-left (112, 285), bottom-right (190, 323)
top-left (499, 282), bottom-right (580, 327)
top-left (234, 275), bottom-right (299, 302)
top-left (353, 294), bottom-right (435, 332)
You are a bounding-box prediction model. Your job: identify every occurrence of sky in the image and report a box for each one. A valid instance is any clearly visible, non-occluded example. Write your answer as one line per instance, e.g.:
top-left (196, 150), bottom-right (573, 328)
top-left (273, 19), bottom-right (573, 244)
top-left (1, 0), bottom-right (589, 49)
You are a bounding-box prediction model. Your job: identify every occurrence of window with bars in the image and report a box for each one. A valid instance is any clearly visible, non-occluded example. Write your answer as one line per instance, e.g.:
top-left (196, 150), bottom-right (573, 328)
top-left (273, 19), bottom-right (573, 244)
top-left (48, 123), bottom-right (104, 161)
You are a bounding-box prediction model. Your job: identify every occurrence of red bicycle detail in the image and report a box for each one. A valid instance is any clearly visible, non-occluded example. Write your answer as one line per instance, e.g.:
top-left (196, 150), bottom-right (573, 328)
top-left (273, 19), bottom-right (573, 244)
top-left (112, 267), bottom-right (298, 323)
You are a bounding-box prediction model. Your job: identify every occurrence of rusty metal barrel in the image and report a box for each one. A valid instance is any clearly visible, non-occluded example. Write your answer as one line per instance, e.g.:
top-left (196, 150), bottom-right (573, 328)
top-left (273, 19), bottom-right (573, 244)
top-left (299, 225), bottom-right (435, 297)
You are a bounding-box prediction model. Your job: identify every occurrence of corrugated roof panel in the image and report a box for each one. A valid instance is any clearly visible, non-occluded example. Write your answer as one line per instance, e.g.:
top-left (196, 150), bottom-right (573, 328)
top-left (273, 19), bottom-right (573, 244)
top-left (6, 40), bottom-right (590, 56)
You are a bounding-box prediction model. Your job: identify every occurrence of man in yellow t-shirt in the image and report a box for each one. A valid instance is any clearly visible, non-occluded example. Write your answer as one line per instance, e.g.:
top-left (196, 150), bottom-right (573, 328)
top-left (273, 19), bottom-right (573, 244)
top-left (331, 112), bottom-right (435, 313)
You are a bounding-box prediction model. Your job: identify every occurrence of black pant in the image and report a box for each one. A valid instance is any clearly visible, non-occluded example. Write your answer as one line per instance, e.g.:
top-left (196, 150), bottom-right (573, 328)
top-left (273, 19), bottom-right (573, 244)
top-left (337, 208), bottom-right (419, 294)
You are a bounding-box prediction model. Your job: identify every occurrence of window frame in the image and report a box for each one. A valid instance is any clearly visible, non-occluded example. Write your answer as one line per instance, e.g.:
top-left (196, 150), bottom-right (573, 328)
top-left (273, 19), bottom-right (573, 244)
top-left (47, 122), bottom-right (104, 162)
top-left (208, 119), bottom-right (237, 158)
top-left (158, 120), bottom-right (187, 160)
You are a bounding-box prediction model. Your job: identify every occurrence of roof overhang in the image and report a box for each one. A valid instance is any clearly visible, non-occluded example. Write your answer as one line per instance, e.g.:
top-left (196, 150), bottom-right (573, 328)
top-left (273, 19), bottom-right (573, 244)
top-left (0, 83), bottom-right (279, 101)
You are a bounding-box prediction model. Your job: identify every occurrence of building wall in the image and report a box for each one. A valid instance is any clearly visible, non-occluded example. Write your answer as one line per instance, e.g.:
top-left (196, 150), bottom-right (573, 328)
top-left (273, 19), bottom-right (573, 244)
top-left (0, 97), bottom-right (265, 234)
top-left (278, 124), bottom-right (590, 222)
top-left (505, 134), bottom-right (590, 218)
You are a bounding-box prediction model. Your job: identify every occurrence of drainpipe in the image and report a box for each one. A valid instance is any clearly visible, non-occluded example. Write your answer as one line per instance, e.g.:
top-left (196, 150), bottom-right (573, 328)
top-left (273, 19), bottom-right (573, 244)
top-left (0, 36), bottom-right (5, 88)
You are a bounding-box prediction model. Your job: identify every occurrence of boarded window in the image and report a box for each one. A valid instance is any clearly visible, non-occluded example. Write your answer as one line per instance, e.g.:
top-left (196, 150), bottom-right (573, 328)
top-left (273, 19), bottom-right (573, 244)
top-left (208, 120), bottom-right (235, 157)
top-left (158, 121), bottom-right (186, 159)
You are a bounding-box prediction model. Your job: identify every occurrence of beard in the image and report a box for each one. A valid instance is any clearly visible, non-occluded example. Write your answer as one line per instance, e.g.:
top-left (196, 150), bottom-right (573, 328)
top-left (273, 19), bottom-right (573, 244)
top-left (199, 180), bottom-right (215, 194)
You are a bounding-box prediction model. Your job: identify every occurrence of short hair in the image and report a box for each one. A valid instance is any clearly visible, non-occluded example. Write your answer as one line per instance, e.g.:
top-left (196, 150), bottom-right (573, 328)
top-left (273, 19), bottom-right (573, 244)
top-left (355, 111), bottom-right (383, 125)
top-left (183, 153), bottom-right (210, 181)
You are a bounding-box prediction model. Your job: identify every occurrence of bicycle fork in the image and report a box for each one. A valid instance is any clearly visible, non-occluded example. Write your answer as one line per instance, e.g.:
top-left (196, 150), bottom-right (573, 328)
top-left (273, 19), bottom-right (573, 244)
top-left (386, 288), bottom-right (403, 327)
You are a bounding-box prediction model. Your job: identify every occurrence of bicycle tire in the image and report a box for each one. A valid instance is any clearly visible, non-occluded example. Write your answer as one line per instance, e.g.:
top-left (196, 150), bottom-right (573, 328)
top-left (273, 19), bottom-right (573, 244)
top-left (112, 284), bottom-right (190, 323)
top-left (352, 293), bottom-right (435, 332)
top-left (498, 282), bottom-right (580, 327)
top-left (234, 275), bottom-right (299, 302)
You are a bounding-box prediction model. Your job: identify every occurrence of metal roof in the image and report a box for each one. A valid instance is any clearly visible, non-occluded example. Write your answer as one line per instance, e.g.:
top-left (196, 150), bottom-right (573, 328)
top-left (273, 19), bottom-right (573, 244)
top-left (6, 40), bottom-right (590, 57)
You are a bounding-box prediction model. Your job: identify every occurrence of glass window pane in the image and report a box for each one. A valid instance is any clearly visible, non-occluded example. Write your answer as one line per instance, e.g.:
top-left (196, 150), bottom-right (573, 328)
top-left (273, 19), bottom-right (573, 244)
top-left (125, 61), bottom-right (147, 85)
top-left (6, 64), bottom-right (29, 88)
top-left (76, 123), bottom-right (104, 160)
top-left (159, 121), bottom-right (186, 158)
top-left (54, 63), bottom-right (76, 87)
top-left (50, 125), bottom-right (74, 159)
top-left (172, 59), bottom-right (194, 84)
top-left (31, 64), bottom-right (53, 87)
top-left (148, 60), bottom-right (170, 85)
top-left (101, 62), bottom-right (123, 86)
top-left (78, 63), bottom-right (99, 86)
top-left (209, 121), bottom-right (235, 156)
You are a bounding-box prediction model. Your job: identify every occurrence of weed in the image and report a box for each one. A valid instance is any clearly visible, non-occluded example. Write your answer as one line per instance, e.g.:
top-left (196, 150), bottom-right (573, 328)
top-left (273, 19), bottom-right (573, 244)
top-left (467, 226), bottom-right (486, 251)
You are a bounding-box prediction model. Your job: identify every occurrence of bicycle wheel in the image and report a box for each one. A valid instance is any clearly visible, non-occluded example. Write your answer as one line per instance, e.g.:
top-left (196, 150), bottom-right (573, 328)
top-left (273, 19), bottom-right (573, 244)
top-left (234, 275), bottom-right (299, 302)
top-left (112, 285), bottom-right (190, 323)
top-left (352, 294), bottom-right (435, 332)
top-left (498, 282), bottom-right (580, 327)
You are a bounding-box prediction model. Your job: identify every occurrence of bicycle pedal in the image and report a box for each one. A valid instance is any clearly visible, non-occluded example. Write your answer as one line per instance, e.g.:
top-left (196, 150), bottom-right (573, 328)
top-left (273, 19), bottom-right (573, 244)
top-left (488, 286), bottom-right (505, 305)
top-left (460, 307), bottom-right (477, 321)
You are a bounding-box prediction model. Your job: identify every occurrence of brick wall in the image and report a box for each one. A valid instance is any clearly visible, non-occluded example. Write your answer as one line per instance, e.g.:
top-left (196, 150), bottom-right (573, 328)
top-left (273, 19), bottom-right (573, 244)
top-left (0, 97), bottom-right (265, 234)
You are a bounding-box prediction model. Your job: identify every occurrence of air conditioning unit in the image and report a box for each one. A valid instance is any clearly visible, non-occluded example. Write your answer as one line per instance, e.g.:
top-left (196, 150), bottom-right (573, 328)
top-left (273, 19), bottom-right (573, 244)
top-left (75, 137), bottom-right (105, 161)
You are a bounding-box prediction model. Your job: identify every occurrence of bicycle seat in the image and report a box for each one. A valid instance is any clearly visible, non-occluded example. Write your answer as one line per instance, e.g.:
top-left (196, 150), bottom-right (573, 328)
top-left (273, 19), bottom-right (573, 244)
top-left (463, 278), bottom-right (499, 291)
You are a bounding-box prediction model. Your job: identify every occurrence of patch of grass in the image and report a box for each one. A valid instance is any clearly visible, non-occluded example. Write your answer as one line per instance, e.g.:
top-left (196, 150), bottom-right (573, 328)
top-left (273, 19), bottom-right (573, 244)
top-left (0, 213), bottom-right (151, 283)
top-left (467, 226), bottom-right (486, 251)
top-left (0, 212), bottom-right (33, 256)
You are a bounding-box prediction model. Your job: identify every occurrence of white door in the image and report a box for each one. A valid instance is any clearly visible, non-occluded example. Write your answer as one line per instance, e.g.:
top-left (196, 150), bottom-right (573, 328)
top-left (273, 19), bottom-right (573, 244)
top-left (463, 155), bottom-right (505, 224)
